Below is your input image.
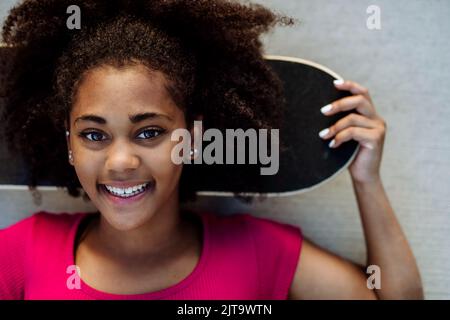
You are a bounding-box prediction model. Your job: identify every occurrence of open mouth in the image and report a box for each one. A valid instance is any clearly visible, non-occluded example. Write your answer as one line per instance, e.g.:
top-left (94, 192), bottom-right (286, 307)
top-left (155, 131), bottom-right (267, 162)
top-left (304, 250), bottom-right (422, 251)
top-left (98, 181), bottom-right (155, 204)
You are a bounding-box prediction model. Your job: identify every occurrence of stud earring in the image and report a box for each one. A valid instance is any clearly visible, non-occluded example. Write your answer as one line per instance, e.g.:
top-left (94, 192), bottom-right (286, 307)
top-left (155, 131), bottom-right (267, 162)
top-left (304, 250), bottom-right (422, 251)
top-left (66, 130), bottom-right (70, 137)
top-left (190, 148), bottom-right (198, 156)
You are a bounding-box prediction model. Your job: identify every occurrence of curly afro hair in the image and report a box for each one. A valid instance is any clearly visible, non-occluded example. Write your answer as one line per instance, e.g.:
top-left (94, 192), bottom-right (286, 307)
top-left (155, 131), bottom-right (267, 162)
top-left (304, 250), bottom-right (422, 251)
top-left (0, 0), bottom-right (294, 204)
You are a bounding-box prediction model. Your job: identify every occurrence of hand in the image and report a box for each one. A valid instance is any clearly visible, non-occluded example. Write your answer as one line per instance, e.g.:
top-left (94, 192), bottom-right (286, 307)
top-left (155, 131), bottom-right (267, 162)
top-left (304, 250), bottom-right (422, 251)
top-left (318, 80), bottom-right (386, 184)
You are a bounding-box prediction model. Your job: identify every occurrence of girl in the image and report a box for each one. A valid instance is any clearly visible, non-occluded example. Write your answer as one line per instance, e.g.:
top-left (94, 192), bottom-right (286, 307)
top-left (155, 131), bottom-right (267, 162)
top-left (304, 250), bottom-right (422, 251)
top-left (0, 0), bottom-right (423, 299)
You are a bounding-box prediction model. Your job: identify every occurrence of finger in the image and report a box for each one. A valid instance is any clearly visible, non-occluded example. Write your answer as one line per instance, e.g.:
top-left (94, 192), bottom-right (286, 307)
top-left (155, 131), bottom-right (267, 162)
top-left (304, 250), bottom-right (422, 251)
top-left (318, 113), bottom-right (380, 140)
top-left (328, 127), bottom-right (381, 150)
top-left (320, 94), bottom-right (376, 118)
top-left (334, 79), bottom-right (372, 101)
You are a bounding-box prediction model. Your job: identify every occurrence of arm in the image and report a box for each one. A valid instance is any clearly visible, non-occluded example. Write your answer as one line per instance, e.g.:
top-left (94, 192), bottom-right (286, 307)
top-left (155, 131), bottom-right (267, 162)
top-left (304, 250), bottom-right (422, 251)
top-left (352, 177), bottom-right (423, 299)
top-left (288, 238), bottom-right (378, 299)
top-left (288, 80), bottom-right (423, 300)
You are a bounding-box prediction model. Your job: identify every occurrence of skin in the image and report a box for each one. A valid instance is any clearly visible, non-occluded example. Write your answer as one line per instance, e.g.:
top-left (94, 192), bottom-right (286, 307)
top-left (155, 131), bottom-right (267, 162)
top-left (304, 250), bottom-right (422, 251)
top-left (65, 63), bottom-right (202, 294)
top-left (65, 64), bottom-right (423, 298)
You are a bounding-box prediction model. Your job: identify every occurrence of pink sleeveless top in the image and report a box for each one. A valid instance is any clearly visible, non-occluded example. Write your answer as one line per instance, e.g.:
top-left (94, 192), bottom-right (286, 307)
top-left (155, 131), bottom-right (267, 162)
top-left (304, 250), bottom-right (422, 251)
top-left (0, 211), bottom-right (303, 300)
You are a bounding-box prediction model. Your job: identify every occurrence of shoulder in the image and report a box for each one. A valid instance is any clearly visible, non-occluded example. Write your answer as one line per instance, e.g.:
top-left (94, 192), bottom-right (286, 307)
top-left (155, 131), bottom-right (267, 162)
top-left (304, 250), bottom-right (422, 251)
top-left (205, 211), bottom-right (302, 247)
top-left (243, 214), bottom-right (303, 299)
top-left (0, 211), bottom-right (85, 261)
top-left (241, 213), bottom-right (302, 239)
top-left (216, 212), bottom-right (303, 245)
top-left (1, 211), bottom-right (83, 238)
top-left (0, 211), bottom-right (51, 245)
top-left (0, 211), bottom-right (88, 257)
top-left (207, 211), bottom-right (301, 234)
top-left (0, 211), bottom-right (83, 299)
top-left (206, 212), bottom-right (303, 299)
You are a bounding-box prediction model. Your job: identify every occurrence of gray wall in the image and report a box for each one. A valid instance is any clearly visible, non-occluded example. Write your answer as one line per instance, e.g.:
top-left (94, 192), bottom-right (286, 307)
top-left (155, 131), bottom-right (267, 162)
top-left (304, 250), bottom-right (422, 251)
top-left (1, 0), bottom-right (449, 299)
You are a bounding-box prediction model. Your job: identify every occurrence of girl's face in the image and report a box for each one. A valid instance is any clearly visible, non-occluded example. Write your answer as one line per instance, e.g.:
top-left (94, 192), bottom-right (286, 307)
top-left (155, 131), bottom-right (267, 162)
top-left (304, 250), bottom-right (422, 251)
top-left (66, 64), bottom-right (191, 231)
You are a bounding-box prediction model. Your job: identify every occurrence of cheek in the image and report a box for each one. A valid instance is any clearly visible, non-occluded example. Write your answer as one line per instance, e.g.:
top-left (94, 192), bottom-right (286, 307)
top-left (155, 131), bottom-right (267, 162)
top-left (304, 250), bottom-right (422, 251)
top-left (72, 151), bottom-right (102, 189)
top-left (149, 140), bottom-right (183, 183)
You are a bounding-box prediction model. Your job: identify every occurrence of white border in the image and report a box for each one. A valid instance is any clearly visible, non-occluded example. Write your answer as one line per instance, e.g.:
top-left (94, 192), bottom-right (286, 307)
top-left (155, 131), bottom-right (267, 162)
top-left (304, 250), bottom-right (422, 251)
top-left (0, 55), bottom-right (359, 197)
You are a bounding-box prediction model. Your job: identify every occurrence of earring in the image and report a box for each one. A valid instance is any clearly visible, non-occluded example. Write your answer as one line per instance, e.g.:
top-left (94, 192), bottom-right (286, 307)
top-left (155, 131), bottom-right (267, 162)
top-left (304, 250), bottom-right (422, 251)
top-left (190, 148), bottom-right (198, 156)
top-left (66, 130), bottom-right (70, 137)
top-left (68, 150), bottom-right (73, 162)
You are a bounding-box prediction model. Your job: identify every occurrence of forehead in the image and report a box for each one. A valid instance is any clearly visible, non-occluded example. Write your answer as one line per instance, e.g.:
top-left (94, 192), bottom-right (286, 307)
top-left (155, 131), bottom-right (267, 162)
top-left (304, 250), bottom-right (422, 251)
top-left (71, 64), bottom-right (179, 121)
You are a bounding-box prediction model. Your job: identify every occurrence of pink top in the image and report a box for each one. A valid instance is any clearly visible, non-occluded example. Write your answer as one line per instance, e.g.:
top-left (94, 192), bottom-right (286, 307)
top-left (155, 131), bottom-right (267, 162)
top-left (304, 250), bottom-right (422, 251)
top-left (0, 211), bottom-right (303, 300)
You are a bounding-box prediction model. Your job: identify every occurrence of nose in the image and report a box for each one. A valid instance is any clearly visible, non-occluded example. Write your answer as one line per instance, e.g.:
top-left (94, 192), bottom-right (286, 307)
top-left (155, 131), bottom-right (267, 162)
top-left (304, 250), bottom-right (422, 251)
top-left (105, 140), bottom-right (141, 173)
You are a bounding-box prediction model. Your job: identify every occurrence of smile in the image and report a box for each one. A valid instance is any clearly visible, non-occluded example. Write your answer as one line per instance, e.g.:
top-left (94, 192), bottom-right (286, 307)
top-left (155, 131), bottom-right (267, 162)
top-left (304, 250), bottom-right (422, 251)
top-left (98, 181), bottom-right (155, 205)
top-left (104, 182), bottom-right (150, 198)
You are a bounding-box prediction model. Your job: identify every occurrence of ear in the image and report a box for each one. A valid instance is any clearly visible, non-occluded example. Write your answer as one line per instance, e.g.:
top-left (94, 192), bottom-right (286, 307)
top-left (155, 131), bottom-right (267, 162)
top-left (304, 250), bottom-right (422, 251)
top-left (64, 120), bottom-right (70, 148)
top-left (64, 120), bottom-right (73, 166)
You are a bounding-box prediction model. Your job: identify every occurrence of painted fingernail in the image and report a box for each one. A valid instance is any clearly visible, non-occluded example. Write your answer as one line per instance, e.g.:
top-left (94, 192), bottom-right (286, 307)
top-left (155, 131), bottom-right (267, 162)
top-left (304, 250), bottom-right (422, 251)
top-left (320, 104), bottom-right (333, 114)
top-left (329, 139), bottom-right (336, 148)
top-left (334, 79), bottom-right (344, 85)
top-left (319, 128), bottom-right (330, 138)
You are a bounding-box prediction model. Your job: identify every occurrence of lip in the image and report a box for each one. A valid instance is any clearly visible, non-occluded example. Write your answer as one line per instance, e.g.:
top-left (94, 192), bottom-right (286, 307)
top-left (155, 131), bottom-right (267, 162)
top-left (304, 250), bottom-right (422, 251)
top-left (98, 181), bottom-right (155, 206)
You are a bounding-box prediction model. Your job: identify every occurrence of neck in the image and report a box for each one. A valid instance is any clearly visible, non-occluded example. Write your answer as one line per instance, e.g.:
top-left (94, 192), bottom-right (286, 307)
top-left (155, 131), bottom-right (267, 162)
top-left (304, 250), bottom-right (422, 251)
top-left (91, 190), bottom-right (188, 260)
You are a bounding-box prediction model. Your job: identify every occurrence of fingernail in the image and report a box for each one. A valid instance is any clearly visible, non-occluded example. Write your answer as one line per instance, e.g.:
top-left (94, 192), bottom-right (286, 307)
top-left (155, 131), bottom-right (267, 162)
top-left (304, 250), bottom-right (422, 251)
top-left (364, 143), bottom-right (374, 150)
top-left (329, 139), bottom-right (336, 148)
top-left (319, 128), bottom-right (330, 138)
top-left (334, 79), bottom-right (344, 85)
top-left (320, 104), bottom-right (333, 114)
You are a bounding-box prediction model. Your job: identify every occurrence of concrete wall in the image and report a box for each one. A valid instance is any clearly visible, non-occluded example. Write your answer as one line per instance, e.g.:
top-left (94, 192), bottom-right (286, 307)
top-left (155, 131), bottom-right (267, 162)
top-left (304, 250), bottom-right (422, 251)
top-left (1, 0), bottom-right (449, 299)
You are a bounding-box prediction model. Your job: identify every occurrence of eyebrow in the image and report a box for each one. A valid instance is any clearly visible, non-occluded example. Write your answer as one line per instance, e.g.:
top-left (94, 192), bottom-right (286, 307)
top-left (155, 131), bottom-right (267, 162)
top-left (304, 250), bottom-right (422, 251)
top-left (74, 112), bottom-right (173, 125)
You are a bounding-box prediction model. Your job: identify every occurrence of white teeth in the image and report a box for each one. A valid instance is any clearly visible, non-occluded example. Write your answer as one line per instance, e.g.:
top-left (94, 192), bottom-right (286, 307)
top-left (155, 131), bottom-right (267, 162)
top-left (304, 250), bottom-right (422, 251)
top-left (104, 182), bottom-right (150, 198)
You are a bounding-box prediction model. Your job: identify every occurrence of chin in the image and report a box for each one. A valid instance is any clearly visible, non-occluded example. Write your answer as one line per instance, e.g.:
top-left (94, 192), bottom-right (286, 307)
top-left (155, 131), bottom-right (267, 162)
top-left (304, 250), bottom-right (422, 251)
top-left (103, 210), bottom-right (153, 232)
